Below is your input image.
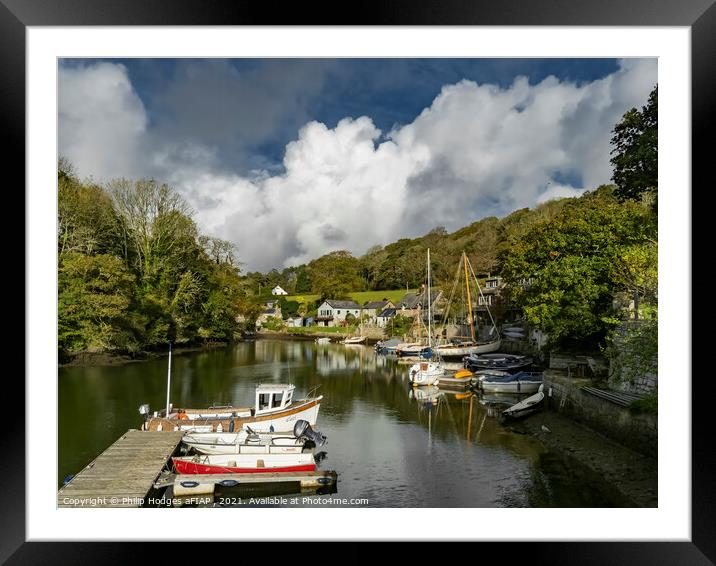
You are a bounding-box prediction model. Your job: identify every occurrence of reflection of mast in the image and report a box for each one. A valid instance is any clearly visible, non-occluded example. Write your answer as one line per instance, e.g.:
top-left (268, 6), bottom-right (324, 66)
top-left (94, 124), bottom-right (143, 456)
top-left (463, 252), bottom-right (476, 341)
top-left (467, 393), bottom-right (473, 440)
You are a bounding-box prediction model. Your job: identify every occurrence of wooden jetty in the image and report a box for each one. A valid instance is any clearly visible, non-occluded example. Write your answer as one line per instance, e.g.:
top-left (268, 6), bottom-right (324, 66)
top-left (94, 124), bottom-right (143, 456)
top-left (156, 470), bottom-right (338, 496)
top-left (57, 429), bottom-right (184, 508)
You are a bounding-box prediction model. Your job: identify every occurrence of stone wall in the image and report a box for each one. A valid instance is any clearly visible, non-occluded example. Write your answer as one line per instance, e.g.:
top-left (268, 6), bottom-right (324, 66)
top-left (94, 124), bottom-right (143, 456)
top-left (544, 372), bottom-right (657, 458)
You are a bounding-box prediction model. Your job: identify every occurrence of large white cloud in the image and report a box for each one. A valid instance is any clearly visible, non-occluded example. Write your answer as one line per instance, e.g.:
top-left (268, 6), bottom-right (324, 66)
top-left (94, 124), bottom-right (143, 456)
top-left (58, 59), bottom-right (657, 271)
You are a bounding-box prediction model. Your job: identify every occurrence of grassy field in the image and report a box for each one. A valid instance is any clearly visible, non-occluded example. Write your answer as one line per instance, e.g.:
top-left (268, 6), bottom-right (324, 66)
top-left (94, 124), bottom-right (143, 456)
top-left (285, 289), bottom-right (415, 306)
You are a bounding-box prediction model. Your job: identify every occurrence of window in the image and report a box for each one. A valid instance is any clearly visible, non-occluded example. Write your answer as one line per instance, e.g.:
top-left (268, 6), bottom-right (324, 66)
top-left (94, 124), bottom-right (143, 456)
top-left (337, 310), bottom-right (341, 315)
top-left (258, 393), bottom-right (270, 411)
top-left (272, 392), bottom-right (284, 407)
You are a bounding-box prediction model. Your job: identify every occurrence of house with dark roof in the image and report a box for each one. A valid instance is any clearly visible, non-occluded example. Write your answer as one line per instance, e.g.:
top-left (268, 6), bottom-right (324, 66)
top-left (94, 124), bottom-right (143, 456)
top-left (255, 302), bottom-right (283, 329)
top-left (315, 299), bottom-right (362, 327)
top-left (376, 307), bottom-right (397, 328)
top-left (398, 285), bottom-right (444, 317)
top-left (362, 300), bottom-right (395, 323)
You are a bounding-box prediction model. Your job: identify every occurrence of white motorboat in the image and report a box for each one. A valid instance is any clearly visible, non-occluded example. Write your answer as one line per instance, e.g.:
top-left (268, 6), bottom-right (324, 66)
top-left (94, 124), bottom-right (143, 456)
top-left (182, 419), bottom-right (327, 455)
top-left (183, 431), bottom-right (306, 454)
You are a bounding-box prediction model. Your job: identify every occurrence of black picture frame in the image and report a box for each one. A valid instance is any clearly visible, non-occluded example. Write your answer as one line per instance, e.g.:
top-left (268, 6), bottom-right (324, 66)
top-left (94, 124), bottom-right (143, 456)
top-left (7, 0), bottom-right (708, 562)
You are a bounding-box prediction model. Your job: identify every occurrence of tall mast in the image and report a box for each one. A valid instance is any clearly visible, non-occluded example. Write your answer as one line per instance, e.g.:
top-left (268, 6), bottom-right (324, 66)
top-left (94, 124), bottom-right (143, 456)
top-left (463, 252), bottom-right (476, 342)
top-left (427, 248), bottom-right (432, 348)
top-left (165, 342), bottom-right (172, 416)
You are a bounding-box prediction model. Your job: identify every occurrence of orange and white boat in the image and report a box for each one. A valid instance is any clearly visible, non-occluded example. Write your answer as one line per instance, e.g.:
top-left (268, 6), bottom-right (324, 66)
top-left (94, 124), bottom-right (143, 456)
top-left (141, 383), bottom-right (322, 433)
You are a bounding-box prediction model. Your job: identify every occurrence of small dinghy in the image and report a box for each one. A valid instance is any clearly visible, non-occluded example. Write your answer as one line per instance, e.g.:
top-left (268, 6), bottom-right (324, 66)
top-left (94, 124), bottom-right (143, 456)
top-left (315, 337), bottom-right (331, 344)
top-left (342, 336), bottom-right (366, 345)
top-left (502, 385), bottom-right (545, 419)
top-left (479, 371), bottom-right (544, 394)
top-left (173, 452), bottom-right (317, 474)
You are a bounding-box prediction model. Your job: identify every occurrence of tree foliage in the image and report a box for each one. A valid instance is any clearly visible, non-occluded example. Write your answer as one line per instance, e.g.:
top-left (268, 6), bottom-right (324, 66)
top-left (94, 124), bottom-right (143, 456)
top-left (610, 85), bottom-right (658, 207)
top-left (58, 166), bottom-right (259, 356)
top-left (500, 186), bottom-right (656, 347)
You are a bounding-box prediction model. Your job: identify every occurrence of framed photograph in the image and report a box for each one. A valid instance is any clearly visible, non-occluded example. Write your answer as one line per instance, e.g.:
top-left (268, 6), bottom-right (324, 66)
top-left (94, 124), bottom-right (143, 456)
top-left (9, 0), bottom-right (709, 561)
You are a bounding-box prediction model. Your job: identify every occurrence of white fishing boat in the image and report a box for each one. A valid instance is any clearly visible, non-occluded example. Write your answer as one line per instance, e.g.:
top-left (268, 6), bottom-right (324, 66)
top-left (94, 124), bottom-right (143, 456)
top-left (502, 384), bottom-right (545, 419)
top-left (173, 452), bottom-right (316, 475)
top-left (142, 383), bottom-right (322, 433)
top-left (315, 337), bottom-right (331, 344)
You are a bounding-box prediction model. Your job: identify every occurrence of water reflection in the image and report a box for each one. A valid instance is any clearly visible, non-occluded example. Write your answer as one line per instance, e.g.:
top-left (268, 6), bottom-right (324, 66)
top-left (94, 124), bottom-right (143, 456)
top-left (59, 340), bottom-right (631, 507)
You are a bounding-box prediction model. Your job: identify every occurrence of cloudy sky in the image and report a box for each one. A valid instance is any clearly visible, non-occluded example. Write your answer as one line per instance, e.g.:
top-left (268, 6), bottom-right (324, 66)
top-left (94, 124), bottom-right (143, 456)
top-left (58, 58), bottom-right (656, 271)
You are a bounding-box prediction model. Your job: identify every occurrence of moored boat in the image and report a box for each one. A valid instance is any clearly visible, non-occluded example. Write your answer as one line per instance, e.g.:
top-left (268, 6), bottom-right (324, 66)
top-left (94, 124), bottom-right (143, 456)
top-left (173, 453), bottom-right (317, 474)
top-left (479, 371), bottom-right (544, 394)
top-left (342, 336), bottom-right (366, 345)
top-left (464, 352), bottom-right (533, 372)
top-left (502, 385), bottom-right (545, 419)
top-left (315, 337), bottom-right (331, 344)
top-left (435, 338), bottom-right (502, 358)
top-left (408, 360), bottom-right (444, 386)
top-left (142, 383), bottom-right (322, 433)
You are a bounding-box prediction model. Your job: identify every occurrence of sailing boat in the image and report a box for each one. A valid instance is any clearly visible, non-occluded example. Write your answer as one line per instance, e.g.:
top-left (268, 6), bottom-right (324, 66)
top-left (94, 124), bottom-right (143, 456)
top-left (342, 305), bottom-right (366, 344)
top-left (435, 252), bottom-right (501, 359)
top-left (408, 249), bottom-right (444, 386)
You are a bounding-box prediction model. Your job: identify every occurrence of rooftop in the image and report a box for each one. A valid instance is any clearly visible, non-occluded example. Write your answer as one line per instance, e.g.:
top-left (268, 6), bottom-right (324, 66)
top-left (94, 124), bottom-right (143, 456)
top-left (256, 383), bottom-right (296, 392)
top-left (324, 299), bottom-right (361, 309)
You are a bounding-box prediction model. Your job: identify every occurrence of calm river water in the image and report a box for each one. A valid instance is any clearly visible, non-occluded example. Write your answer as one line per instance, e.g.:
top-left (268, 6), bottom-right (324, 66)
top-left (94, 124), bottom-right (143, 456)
top-left (59, 339), bottom-right (629, 507)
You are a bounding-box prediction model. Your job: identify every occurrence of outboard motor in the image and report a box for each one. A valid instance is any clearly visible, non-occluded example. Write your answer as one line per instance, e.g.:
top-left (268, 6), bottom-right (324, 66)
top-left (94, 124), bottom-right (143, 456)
top-left (293, 419), bottom-right (327, 446)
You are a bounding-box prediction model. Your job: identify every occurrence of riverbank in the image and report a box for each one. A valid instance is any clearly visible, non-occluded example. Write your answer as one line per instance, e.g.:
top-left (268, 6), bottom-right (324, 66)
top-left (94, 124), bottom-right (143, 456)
top-left (510, 410), bottom-right (657, 507)
top-left (257, 329), bottom-right (384, 344)
top-left (59, 341), bottom-right (231, 368)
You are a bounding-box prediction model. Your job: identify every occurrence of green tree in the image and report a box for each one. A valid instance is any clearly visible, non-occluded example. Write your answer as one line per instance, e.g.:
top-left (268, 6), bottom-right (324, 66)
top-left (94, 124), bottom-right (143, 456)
top-left (58, 253), bottom-right (136, 353)
top-left (306, 250), bottom-right (362, 299)
top-left (501, 186), bottom-right (655, 347)
top-left (610, 85), bottom-right (658, 207)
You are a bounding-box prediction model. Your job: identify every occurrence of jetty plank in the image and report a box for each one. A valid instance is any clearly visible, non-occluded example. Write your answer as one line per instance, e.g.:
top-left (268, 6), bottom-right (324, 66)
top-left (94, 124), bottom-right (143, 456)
top-left (58, 429), bottom-right (184, 508)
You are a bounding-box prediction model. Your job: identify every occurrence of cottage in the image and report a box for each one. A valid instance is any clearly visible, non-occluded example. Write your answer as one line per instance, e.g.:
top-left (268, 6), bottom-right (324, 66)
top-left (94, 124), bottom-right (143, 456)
top-left (398, 286), bottom-right (443, 317)
top-left (315, 299), bottom-right (362, 327)
top-left (376, 307), bottom-right (397, 328)
top-left (362, 300), bottom-right (395, 323)
top-left (271, 285), bottom-right (288, 296)
top-left (255, 302), bottom-right (283, 328)
top-left (285, 316), bottom-right (304, 328)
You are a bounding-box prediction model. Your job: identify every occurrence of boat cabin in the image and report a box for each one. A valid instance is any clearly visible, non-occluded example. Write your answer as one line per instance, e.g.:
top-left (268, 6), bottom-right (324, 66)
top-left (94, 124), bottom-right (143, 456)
top-left (255, 383), bottom-right (295, 415)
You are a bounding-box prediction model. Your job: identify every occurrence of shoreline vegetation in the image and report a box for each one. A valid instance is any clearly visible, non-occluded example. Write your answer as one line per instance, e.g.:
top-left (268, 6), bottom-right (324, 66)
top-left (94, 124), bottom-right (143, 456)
top-left (59, 86), bottom-right (658, 393)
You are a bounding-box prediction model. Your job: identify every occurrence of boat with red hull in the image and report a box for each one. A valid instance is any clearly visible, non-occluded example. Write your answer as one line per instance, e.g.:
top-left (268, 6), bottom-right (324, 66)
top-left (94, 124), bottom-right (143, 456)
top-left (173, 453), bottom-right (316, 475)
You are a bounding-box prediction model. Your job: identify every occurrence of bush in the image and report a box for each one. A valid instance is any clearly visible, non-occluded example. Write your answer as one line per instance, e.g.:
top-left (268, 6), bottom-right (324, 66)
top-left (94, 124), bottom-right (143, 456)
top-left (629, 393), bottom-right (657, 415)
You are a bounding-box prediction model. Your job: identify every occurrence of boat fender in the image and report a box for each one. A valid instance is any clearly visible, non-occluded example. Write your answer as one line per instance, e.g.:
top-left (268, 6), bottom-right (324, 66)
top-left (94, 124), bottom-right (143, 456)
top-left (269, 425), bottom-right (275, 432)
top-left (317, 477), bottom-right (331, 485)
top-left (62, 474), bottom-right (74, 486)
top-left (219, 479), bottom-right (239, 488)
top-left (180, 481), bottom-right (199, 488)
top-left (228, 420), bottom-right (235, 433)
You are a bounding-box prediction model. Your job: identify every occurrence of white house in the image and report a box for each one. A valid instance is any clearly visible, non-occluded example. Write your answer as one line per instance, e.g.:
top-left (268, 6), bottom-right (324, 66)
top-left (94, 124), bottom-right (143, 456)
top-left (376, 307), bottom-right (397, 328)
top-left (362, 300), bottom-right (395, 323)
top-left (315, 299), bottom-right (362, 327)
top-left (271, 285), bottom-right (288, 296)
